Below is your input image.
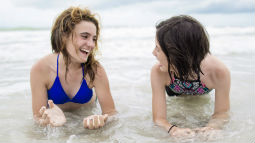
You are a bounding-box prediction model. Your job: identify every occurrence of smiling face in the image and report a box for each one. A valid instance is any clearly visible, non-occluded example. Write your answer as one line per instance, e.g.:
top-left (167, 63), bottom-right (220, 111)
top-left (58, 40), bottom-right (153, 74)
top-left (152, 37), bottom-right (169, 72)
top-left (65, 21), bottom-right (97, 63)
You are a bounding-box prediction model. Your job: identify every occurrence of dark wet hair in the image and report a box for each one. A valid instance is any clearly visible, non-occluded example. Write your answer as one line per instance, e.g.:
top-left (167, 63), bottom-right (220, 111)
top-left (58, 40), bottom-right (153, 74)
top-left (156, 15), bottom-right (210, 80)
top-left (51, 6), bottom-right (100, 84)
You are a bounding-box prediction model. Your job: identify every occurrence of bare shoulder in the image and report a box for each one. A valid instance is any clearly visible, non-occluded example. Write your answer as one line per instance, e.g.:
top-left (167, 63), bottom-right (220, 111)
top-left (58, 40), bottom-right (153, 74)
top-left (30, 53), bottom-right (57, 82)
top-left (151, 63), bottom-right (169, 86)
top-left (204, 55), bottom-right (231, 85)
top-left (95, 62), bottom-right (107, 78)
top-left (92, 62), bottom-right (109, 85)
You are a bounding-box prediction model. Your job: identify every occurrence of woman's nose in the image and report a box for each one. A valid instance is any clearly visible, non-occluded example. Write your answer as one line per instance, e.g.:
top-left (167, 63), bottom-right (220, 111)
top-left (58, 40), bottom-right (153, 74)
top-left (87, 39), bottom-right (95, 48)
top-left (152, 49), bottom-right (156, 56)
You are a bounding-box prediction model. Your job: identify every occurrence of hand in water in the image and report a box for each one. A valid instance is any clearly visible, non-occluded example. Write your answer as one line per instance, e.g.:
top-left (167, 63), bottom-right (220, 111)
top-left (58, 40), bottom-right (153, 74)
top-left (193, 127), bottom-right (221, 140)
top-left (169, 127), bottom-right (195, 137)
top-left (193, 127), bottom-right (214, 133)
top-left (83, 114), bottom-right (108, 129)
top-left (38, 100), bottom-right (66, 127)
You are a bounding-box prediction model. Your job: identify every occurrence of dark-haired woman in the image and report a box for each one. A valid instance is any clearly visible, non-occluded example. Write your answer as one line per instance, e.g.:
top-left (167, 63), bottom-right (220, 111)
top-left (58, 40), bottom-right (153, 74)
top-left (151, 15), bottom-right (230, 137)
top-left (30, 7), bottom-right (116, 128)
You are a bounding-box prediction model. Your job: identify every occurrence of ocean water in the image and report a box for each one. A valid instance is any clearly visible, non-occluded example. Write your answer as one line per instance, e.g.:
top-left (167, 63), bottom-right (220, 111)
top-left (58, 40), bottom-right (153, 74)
top-left (0, 26), bottom-right (254, 143)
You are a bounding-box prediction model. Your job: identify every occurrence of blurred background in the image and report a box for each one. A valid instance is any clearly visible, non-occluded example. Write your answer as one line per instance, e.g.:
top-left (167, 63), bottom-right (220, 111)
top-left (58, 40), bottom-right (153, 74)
top-left (0, 0), bottom-right (253, 28)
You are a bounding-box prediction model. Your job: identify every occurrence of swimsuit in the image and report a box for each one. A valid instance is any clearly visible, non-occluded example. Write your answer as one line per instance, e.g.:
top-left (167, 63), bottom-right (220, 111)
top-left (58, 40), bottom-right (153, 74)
top-left (165, 74), bottom-right (212, 96)
top-left (47, 54), bottom-right (93, 104)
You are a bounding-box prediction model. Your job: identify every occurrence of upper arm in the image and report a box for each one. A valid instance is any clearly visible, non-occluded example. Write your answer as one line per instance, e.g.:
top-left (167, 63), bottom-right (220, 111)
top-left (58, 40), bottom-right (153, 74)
top-left (151, 64), bottom-right (168, 122)
top-left (30, 62), bottom-right (48, 117)
top-left (212, 62), bottom-right (231, 117)
top-left (93, 64), bottom-right (116, 115)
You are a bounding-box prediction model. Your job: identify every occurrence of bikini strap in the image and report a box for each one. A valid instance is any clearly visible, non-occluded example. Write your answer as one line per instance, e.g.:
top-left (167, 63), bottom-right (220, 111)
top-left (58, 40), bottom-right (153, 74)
top-left (57, 54), bottom-right (59, 77)
top-left (197, 73), bottom-right (206, 87)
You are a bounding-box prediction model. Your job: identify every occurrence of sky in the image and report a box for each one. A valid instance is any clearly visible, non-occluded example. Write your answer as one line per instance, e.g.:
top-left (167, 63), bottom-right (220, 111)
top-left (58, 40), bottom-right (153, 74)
top-left (0, 0), bottom-right (254, 28)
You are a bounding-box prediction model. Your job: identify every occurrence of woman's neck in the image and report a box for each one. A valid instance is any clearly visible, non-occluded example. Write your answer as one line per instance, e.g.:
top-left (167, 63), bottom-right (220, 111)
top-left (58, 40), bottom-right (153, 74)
top-left (59, 53), bottom-right (82, 71)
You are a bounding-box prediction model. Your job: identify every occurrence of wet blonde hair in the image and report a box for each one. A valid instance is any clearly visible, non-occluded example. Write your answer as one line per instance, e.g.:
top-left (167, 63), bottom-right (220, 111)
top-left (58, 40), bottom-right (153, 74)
top-left (51, 6), bottom-right (100, 84)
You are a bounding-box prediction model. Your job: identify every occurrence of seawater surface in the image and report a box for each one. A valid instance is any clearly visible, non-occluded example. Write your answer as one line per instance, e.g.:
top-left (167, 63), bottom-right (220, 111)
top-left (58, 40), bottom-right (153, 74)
top-left (0, 26), bottom-right (254, 143)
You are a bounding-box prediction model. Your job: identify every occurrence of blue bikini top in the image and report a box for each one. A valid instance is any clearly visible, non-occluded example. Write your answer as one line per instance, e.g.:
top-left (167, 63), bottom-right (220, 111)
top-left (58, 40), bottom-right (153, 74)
top-left (47, 54), bottom-right (93, 104)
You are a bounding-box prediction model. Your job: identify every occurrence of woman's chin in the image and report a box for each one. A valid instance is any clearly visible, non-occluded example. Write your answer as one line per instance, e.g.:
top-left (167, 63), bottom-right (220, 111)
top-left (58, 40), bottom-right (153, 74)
top-left (79, 57), bottom-right (88, 63)
top-left (78, 52), bottom-right (89, 63)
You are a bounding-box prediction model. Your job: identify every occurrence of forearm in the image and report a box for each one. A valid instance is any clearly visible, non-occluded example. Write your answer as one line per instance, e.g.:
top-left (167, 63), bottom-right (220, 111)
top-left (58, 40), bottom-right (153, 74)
top-left (103, 109), bottom-right (117, 116)
top-left (154, 118), bottom-right (172, 131)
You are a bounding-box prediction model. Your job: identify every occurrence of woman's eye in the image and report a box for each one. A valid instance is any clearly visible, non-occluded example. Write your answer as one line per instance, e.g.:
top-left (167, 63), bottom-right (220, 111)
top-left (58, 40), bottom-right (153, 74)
top-left (82, 35), bottom-right (88, 39)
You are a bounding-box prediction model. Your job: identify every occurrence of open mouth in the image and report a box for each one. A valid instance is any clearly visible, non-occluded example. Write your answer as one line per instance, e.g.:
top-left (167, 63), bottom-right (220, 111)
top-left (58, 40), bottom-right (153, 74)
top-left (80, 49), bottom-right (89, 55)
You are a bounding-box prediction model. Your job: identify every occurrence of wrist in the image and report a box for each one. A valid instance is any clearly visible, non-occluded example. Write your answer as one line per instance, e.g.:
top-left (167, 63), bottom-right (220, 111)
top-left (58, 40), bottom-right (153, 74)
top-left (168, 125), bottom-right (177, 134)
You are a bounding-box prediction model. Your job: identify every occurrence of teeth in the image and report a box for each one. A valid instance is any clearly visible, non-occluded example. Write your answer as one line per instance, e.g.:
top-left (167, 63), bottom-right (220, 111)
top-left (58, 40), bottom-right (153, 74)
top-left (81, 49), bottom-right (90, 53)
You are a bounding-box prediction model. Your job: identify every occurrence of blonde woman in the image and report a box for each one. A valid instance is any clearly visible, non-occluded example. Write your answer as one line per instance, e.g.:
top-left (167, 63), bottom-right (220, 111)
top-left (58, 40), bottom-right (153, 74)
top-left (30, 7), bottom-right (116, 129)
